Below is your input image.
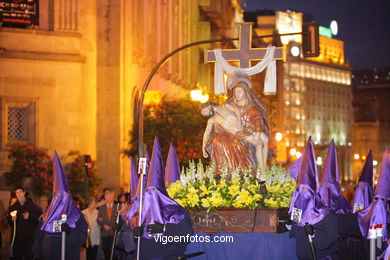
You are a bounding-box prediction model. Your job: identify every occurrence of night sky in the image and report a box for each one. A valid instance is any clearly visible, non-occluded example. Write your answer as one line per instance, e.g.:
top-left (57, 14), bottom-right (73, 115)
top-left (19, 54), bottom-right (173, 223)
top-left (244, 0), bottom-right (390, 70)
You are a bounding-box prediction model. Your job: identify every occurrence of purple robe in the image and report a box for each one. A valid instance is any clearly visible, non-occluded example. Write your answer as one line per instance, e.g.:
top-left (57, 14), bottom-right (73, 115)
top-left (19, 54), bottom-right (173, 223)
top-left (40, 152), bottom-right (81, 232)
top-left (289, 137), bottom-right (328, 226)
top-left (318, 140), bottom-right (352, 214)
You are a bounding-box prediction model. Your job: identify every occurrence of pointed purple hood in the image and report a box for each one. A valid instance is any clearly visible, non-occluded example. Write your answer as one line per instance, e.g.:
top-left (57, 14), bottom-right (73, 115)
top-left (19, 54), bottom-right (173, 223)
top-left (318, 140), bottom-right (352, 214)
top-left (141, 137), bottom-right (187, 238)
top-left (289, 137), bottom-right (328, 226)
top-left (358, 148), bottom-right (390, 240)
top-left (129, 156), bottom-right (138, 198)
top-left (359, 150), bottom-right (374, 186)
top-left (165, 143), bottom-right (181, 187)
top-left (287, 146), bottom-right (306, 181)
top-left (375, 148), bottom-right (390, 200)
top-left (145, 137), bottom-right (166, 194)
top-left (40, 151), bottom-right (81, 232)
top-left (297, 138), bottom-right (318, 189)
top-left (357, 198), bottom-right (388, 240)
top-left (351, 150), bottom-right (374, 213)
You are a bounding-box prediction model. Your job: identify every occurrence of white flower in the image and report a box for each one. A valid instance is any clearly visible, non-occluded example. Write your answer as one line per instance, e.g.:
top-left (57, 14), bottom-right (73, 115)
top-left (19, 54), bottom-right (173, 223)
top-left (180, 175), bottom-right (189, 185)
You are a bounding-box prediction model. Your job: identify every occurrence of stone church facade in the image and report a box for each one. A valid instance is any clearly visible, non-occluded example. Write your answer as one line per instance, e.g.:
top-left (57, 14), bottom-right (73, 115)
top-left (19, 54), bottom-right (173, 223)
top-left (0, 0), bottom-right (243, 191)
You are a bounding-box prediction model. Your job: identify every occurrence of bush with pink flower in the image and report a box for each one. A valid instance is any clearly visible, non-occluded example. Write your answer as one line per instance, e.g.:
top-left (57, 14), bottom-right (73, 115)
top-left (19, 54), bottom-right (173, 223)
top-left (5, 145), bottom-right (102, 197)
top-left (5, 143), bottom-right (52, 195)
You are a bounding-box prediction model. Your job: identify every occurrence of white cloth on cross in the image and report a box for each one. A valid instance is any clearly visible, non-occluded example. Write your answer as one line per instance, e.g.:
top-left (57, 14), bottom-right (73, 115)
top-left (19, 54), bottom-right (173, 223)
top-left (213, 46), bottom-right (277, 95)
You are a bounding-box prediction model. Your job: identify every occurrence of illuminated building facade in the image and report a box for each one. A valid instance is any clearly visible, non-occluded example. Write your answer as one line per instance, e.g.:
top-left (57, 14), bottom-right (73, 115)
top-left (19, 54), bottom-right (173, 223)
top-left (0, 0), bottom-right (244, 190)
top-left (351, 68), bottom-right (390, 179)
top-left (245, 9), bottom-right (353, 181)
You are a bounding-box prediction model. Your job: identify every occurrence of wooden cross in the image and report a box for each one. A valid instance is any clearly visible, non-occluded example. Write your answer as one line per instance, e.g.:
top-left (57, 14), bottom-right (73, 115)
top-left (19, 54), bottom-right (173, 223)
top-left (205, 23), bottom-right (285, 68)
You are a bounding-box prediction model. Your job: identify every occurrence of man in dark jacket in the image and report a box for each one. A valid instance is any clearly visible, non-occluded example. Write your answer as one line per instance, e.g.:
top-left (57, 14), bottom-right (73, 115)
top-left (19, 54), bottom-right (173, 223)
top-left (8, 186), bottom-right (40, 260)
top-left (97, 190), bottom-right (119, 260)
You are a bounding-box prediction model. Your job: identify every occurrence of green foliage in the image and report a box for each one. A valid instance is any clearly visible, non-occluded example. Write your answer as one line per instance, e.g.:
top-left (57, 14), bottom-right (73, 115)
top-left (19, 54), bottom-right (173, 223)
top-left (124, 97), bottom-right (208, 164)
top-left (5, 143), bottom-right (52, 196)
top-left (64, 150), bottom-right (102, 197)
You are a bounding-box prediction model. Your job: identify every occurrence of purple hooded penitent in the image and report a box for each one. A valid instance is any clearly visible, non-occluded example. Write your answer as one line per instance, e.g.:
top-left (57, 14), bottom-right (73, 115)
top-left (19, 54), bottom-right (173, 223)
top-left (130, 156), bottom-right (139, 198)
top-left (318, 140), bottom-right (352, 214)
top-left (165, 143), bottom-right (181, 187)
top-left (358, 148), bottom-right (390, 240)
top-left (141, 137), bottom-right (188, 238)
top-left (289, 137), bottom-right (328, 226)
top-left (374, 148), bottom-right (390, 200)
top-left (351, 150), bottom-right (374, 213)
top-left (40, 151), bottom-right (81, 232)
top-left (121, 154), bottom-right (150, 228)
top-left (287, 146), bottom-right (306, 181)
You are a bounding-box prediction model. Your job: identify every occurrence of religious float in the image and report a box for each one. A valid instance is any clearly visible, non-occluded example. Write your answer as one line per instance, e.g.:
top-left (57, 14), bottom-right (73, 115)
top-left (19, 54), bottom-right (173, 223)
top-left (166, 23), bottom-right (292, 234)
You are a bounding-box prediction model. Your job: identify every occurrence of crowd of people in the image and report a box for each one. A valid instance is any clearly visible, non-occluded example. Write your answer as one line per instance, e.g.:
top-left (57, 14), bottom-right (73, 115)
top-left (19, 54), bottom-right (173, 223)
top-left (0, 137), bottom-right (194, 260)
top-left (1, 186), bottom-right (133, 260)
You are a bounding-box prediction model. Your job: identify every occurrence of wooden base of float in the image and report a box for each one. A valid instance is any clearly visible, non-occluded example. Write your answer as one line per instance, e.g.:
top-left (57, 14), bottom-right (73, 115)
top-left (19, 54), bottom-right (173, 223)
top-left (190, 208), bottom-right (289, 234)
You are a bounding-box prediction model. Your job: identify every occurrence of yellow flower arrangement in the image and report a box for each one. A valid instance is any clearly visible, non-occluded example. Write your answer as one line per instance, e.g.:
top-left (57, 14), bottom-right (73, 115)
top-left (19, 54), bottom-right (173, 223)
top-left (167, 160), bottom-right (296, 211)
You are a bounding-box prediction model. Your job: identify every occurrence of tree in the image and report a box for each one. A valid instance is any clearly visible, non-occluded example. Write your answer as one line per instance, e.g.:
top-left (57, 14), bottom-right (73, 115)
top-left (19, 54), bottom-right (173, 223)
top-left (5, 143), bottom-right (52, 196)
top-left (124, 97), bottom-right (208, 165)
top-left (5, 145), bottom-right (102, 198)
top-left (64, 150), bottom-right (102, 197)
